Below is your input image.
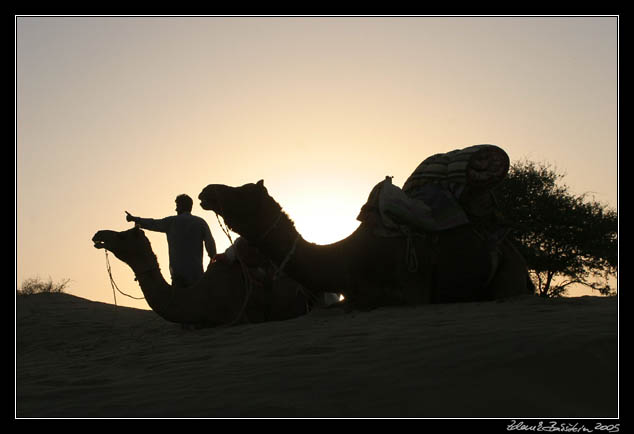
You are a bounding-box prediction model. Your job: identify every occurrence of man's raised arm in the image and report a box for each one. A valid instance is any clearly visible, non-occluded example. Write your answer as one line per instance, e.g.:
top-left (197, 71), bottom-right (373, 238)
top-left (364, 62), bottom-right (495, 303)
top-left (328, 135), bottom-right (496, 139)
top-left (125, 211), bottom-right (172, 233)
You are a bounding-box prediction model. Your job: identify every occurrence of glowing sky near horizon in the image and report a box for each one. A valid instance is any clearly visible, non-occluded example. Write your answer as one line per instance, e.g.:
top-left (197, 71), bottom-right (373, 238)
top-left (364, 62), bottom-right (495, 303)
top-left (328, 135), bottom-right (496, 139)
top-left (16, 16), bottom-right (618, 308)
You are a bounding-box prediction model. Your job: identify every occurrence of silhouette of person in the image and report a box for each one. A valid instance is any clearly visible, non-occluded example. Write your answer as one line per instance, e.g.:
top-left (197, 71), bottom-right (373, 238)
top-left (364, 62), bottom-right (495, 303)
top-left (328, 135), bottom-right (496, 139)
top-left (125, 194), bottom-right (216, 288)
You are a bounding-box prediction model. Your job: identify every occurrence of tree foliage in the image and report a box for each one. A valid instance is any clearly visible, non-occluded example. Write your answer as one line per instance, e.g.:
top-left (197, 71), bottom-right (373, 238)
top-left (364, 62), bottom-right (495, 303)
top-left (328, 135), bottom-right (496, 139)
top-left (494, 160), bottom-right (617, 297)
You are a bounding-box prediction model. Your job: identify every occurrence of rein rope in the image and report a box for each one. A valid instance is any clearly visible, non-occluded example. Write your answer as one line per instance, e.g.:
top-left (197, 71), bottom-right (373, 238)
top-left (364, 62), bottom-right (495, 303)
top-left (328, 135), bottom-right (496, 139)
top-left (215, 212), bottom-right (234, 245)
top-left (104, 250), bottom-right (146, 306)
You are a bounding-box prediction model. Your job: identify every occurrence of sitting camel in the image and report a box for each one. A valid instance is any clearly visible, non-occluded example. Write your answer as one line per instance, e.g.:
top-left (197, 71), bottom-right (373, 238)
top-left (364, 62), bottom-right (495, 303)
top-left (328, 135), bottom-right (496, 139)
top-left (198, 180), bottom-right (534, 310)
top-left (92, 226), bottom-right (311, 327)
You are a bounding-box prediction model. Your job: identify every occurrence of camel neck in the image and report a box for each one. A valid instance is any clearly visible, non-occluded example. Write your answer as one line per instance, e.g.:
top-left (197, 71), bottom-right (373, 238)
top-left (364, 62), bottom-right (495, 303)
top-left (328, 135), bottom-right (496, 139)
top-left (258, 211), bottom-right (284, 243)
top-left (255, 212), bottom-right (300, 263)
top-left (255, 212), bottom-right (348, 295)
top-left (134, 264), bottom-right (161, 281)
top-left (131, 254), bottom-right (162, 283)
top-left (132, 266), bottom-right (178, 320)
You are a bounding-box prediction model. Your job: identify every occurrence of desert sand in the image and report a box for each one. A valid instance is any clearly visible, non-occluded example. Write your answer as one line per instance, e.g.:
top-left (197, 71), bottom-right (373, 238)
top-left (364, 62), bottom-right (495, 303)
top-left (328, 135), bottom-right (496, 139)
top-left (16, 292), bottom-right (618, 418)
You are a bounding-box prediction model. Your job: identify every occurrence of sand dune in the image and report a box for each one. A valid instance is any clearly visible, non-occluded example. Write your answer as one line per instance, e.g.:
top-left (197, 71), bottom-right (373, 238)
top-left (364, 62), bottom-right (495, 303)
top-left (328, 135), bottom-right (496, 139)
top-left (16, 292), bottom-right (618, 418)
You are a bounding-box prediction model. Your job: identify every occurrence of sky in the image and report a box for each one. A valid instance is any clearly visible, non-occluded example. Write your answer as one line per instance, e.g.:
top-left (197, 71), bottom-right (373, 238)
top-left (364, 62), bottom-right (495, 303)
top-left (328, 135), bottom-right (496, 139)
top-left (16, 16), bottom-right (618, 309)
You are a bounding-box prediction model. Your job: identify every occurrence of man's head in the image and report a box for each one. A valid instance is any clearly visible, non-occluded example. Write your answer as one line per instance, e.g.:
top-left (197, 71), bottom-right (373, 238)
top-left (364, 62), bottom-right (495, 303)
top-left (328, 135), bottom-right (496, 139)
top-left (175, 194), bottom-right (193, 214)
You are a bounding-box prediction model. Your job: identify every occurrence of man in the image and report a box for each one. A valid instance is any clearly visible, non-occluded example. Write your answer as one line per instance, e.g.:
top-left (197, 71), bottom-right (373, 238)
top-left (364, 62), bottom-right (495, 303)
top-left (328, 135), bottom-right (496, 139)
top-left (125, 194), bottom-right (216, 288)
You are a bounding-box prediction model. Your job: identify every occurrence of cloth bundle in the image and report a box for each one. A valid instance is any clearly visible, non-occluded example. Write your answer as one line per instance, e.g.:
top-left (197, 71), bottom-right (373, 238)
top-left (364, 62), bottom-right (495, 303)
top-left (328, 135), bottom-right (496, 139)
top-left (359, 145), bottom-right (510, 235)
top-left (402, 144), bottom-right (510, 196)
top-left (357, 177), bottom-right (458, 234)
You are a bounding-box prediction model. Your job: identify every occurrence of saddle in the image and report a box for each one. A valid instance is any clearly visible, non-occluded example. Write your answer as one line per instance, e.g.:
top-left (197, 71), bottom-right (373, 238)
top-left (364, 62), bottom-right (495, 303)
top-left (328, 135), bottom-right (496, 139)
top-left (357, 144), bottom-right (511, 287)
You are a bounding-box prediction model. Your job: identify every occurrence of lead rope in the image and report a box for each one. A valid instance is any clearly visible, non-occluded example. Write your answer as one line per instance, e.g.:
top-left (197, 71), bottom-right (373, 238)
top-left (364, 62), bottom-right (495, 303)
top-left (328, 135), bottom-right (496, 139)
top-left (215, 212), bottom-right (234, 245)
top-left (102, 250), bottom-right (162, 349)
top-left (105, 250), bottom-right (146, 305)
top-left (102, 250), bottom-right (146, 344)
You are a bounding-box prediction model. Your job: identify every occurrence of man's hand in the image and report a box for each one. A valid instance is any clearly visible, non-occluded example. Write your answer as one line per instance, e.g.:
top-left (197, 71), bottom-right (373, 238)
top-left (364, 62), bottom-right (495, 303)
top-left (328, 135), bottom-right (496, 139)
top-left (125, 211), bottom-right (138, 223)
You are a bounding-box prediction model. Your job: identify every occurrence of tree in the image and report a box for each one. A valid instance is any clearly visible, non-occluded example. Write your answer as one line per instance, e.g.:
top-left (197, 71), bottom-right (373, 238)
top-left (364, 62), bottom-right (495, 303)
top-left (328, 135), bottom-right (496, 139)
top-left (494, 160), bottom-right (617, 297)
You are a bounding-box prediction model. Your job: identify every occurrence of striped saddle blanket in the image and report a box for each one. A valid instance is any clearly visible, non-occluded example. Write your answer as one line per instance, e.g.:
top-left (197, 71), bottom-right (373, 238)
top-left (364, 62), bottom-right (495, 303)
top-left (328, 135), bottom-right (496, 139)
top-left (358, 145), bottom-right (510, 234)
top-left (402, 144), bottom-right (509, 195)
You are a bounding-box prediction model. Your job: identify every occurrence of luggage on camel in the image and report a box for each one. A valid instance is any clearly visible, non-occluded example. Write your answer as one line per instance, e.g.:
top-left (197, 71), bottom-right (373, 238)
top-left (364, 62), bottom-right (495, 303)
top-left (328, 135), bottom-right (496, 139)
top-left (402, 144), bottom-right (510, 193)
top-left (356, 144), bottom-right (512, 287)
top-left (358, 144), bottom-right (510, 235)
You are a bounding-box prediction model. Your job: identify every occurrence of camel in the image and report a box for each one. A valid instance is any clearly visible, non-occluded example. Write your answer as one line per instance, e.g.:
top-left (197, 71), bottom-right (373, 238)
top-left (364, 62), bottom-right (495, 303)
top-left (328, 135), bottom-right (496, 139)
top-left (198, 180), bottom-right (534, 309)
top-left (92, 226), bottom-right (311, 327)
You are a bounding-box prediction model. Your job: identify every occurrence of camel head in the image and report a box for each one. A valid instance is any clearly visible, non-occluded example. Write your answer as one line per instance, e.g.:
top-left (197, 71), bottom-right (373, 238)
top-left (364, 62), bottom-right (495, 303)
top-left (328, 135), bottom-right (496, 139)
top-left (92, 226), bottom-right (156, 271)
top-left (199, 180), bottom-right (266, 214)
top-left (199, 180), bottom-right (281, 241)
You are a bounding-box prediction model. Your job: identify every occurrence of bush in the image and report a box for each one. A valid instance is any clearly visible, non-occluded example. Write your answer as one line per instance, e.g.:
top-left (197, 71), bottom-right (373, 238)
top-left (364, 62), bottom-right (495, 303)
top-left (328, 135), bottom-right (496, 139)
top-left (17, 276), bottom-right (71, 296)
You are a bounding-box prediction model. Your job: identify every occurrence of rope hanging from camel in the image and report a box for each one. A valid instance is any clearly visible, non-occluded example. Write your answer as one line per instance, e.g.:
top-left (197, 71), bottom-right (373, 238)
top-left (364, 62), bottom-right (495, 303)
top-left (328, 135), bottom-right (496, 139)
top-left (215, 212), bottom-right (234, 245)
top-left (104, 250), bottom-right (146, 306)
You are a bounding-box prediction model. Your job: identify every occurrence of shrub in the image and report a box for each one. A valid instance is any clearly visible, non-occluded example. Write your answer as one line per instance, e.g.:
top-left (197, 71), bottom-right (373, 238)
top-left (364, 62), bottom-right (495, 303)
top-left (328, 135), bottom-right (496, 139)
top-left (17, 276), bottom-right (71, 296)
